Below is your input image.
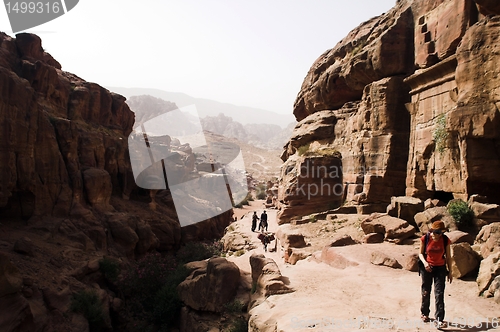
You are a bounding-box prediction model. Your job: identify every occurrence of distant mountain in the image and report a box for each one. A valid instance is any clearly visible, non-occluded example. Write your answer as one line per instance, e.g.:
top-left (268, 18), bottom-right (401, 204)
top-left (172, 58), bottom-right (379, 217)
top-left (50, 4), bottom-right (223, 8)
top-left (126, 95), bottom-right (200, 136)
top-left (107, 87), bottom-right (296, 129)
top-left (125, 95), bottom-right (293, 150)
top-left (200, 113), bottom-right (293, 150)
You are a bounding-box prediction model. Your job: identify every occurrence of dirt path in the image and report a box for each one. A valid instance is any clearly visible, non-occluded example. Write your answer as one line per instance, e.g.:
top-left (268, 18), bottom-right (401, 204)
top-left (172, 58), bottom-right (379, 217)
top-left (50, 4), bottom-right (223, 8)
top-left (229, 205), bottom-right (500, 332)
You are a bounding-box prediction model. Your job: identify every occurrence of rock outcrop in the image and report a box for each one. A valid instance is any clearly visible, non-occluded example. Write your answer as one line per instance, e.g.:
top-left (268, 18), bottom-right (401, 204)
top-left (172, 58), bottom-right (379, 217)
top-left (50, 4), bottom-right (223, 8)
top-left (0, 32), bottom-right (134, 218)
top-left (0, 32), bottom-right (234, 331)
top-left (279, 0), bottom-right (500, 222)
top-left (178, 257), bottom-right (241, 313)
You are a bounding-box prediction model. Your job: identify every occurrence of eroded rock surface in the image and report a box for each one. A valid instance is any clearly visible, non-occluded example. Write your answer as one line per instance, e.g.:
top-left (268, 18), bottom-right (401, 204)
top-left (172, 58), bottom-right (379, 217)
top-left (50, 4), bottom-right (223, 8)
top-left (280, 0), bottom-right (500, 223)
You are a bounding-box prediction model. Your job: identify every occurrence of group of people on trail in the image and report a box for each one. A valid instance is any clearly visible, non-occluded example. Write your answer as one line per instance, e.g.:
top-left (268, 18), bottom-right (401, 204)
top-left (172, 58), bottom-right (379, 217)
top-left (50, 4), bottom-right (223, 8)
top-left (251, 210), bottom-right (274, 251)
top-left (251, 210), bottom-right (268, 232)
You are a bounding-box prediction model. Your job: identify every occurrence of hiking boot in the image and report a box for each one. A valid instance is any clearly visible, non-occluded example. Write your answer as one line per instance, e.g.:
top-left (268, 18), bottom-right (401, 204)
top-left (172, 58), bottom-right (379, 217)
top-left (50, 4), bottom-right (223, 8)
top-left (421, 315), bottom-right (430, 323)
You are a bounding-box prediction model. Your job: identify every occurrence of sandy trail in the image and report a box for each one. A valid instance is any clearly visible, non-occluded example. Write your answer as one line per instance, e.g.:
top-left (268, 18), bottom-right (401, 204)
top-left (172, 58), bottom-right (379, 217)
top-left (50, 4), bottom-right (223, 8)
top-left (228, 205), bottom-right (500, 332)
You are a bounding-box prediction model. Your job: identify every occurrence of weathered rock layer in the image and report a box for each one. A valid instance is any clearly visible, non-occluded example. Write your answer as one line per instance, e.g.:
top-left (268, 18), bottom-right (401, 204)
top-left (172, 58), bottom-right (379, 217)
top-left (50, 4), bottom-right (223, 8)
top-left (279, 0), bottom-right (500, 221)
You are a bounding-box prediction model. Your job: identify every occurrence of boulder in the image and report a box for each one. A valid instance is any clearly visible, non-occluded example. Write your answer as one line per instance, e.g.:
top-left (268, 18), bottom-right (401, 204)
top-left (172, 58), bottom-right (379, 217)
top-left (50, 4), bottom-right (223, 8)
top-left (450, 243), bottom-right (480, 279)
top-left (361, 214), bottom-right (416, 243)
top-left (446, 230), bottom-right (475, 245)
top-left (424, 198), bottom-right (445, 210)
top-left (477, 251), bottom-right (500, 295)
top-left (287, 249), bottom-right (310, 265)
top-left (475, 222), bottom-right (500, 259)
top-left (370, 251), bottom-right (402, 269)
top-left (403, 253), bottom-right (420, 272)
top-left (178, 257), bottom-right (240, 313)
top-left (249, 254), bottom-right (293, 297)
top-left (329, 234), bottom-right (358, 247)
top-left (363, 233), bottom-right (385, 244)
top-left (386, 196), bottom-right (424, 228)
top-left (468, 194), bottom-right (489, 204)
top-left (221, 228), bottom-right (252, 252)
top-left (469, 201), bottom-right (500, 223)
top-left (414, 207), bottom-right (455, 233)
top-left (13, 237), bottom-right (35, 256)
top-left (275, 226), bottom-right (307, 249)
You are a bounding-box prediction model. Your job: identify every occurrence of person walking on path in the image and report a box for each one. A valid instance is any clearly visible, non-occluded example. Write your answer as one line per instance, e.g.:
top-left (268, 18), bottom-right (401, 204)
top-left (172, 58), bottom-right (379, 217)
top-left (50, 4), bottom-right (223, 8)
top-left (251, 211), bottom-right (259, 232)
top-left (418, 220), bottom-right (453, 329)
top-left (259, 210), bottom-right (268, 231)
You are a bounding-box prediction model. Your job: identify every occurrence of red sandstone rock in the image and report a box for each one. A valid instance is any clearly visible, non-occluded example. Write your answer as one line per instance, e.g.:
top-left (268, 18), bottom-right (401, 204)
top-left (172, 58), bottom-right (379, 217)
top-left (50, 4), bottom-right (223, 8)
top-left (475, 222), bottom-right (500, 259)
top-left (178, 257), bottom-right (240, 313)
top-left (474, 0), bottom-right (500, 15)
top-left (370, 251), bottom-right (402, 269)
top-left (292, 3), bottom-right (413, 121)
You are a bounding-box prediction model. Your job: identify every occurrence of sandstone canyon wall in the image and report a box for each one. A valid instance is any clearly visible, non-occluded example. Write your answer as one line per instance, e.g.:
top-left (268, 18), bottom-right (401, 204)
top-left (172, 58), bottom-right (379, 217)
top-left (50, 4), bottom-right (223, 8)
top-left (0, 32), bottom-right (234, 331)
top-left (279, 0), bottom-right (500, 222)
top-left (0, 32), bottom-right (231, 248)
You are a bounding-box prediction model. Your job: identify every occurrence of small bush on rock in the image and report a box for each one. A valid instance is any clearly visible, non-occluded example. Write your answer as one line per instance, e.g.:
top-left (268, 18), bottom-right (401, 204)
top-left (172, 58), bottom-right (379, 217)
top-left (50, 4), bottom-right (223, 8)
top-left (224, 300), bottom-right (246, 313)
top-left (176, 241), bottom-right (223, 264)
top-left (70, 290), bottom-right (105, 329)
top-left (227, 317), bottom-right (248, 332)
top-left (99, 257), bottom-right (120, 281)
top-left (256, 183), bottom-right (267, 200)
top-left (447, 199), bottom-right (474, 227)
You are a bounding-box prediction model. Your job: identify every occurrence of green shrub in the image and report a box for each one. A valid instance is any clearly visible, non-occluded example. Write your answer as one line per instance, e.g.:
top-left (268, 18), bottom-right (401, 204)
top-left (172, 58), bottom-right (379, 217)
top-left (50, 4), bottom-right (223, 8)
top-left (227, 317), bottom-right (248, 332)
top-left (251, 282), bottom-right (257, 294)
top-left (297, 144), bottom-right (310, 156)
top-left (433, 113), bottom-right (448, 153)
top-left (256, 183), bottom-right (267, 200)
top-left (316, 148), bottom-right (342, 158)
top-left (176, 241), bottom-right (222, 264)
top-left (150, 265), bottom-right (190, 329)
top-left (120, 252), bottom-right (177, 299)
top-left (70, 290), bottom-right (105, 329)
top-left (99, 257), bottom-right (120, 281)
top-left (309, 215), bottom-right (317, 223)
top-left (447, 199), bottom-right (474, 226)
top-left (256, 192), bottom-right (266, 200)
top-left (119, 254), bottom-right (190, 331)
top-left (224, 300), bottom-right (246, 313)
top-left (351, 39), bottom-right (367, 56)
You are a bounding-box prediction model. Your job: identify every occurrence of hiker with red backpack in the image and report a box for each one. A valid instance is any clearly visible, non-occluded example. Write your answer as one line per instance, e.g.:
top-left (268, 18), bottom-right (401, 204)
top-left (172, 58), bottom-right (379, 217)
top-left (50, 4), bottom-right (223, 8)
top-left (418, 220), bottom-right (453, 329)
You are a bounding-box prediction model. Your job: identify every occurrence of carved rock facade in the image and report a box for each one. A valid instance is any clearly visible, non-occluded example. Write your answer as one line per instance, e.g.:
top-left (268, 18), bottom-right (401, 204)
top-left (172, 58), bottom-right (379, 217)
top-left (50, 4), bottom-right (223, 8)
top-left (279, 0), bottom-right (500, 222)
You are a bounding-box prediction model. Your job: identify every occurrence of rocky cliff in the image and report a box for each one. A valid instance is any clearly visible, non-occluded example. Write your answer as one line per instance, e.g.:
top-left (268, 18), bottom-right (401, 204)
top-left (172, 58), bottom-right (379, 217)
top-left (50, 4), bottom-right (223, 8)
top-left (0, 32), bottom-right (232, 331)
top-left (278, 0), bottom-right (500, 222)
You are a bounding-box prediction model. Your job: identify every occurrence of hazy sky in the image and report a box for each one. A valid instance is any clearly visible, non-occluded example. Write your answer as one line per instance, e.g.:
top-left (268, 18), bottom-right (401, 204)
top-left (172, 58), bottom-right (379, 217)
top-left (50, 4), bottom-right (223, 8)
top-left (1, 0), bottom-right (396, 114)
